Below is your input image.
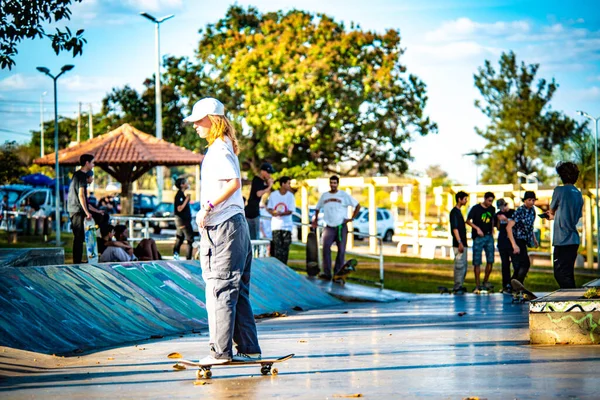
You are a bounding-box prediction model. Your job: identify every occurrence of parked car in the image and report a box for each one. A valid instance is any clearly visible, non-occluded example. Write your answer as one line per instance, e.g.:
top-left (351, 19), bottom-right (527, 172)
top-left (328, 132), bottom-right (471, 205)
top-left (0, 184), bottom-right (56, 216)
top-left (113, 193), bottom-right (159, 215)
top-left (147, 202), bottom-right (175, 234)
top-left (353, 208), bottom-right (395, 242)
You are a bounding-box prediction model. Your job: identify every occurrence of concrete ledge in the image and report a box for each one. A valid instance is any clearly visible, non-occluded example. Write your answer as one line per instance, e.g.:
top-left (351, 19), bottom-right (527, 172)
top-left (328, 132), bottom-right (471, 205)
top-left (0, 257), bottom-right (340, 354)
top-left (530, 289), bottom-right (600, 345)
top-left (0, 248), bottom-right (64, 267)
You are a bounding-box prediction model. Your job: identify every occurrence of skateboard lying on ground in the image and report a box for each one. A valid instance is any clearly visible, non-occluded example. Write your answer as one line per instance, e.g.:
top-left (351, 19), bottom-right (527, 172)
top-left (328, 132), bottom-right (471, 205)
top-left (306, 230), bottom-right (319, 277)
top-left (333, 258), bottom-right (357, 285)
top-left (84, 218), bottom-right (99, 263)
top-left (511, 279), bottom-right (537, 302)
top-left (173, 354), bottom-right (295, 379)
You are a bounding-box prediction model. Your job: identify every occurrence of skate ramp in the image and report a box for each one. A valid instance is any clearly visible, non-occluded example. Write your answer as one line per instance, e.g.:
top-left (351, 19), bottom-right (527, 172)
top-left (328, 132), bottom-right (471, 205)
top-left (0, 257), bottom-right (340, 354)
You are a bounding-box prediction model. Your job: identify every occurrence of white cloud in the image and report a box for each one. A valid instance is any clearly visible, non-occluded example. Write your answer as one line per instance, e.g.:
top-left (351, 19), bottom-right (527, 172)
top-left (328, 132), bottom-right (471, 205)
top-left (122, 0), bottom-right (182, 12)
top-left (0, 74), bottom-right (46, 91)
top-left (407, 41), bottom-right (503, 66)
top-left (59, 75), bottom-right (120, 92)
top-left (573, 86), bottom-right (600, 101)
top-left (425, 18), bottom-right (531, 42)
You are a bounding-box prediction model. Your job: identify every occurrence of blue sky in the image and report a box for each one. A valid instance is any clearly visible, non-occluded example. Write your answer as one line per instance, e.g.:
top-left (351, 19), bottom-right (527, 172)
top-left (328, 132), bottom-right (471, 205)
top-left (1, 0), bottom-right (599, 184)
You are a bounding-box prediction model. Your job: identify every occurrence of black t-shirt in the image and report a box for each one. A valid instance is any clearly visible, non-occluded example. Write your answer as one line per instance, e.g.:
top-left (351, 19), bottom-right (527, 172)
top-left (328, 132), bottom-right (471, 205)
top-left (466, 204), bottom-right (496, 239)
top-left (244, 176), bottom-right (268, 219)
top-left (449, 207), bottom-right (467, 248)
top-left (496, 209), bottom-right (515, 250)
top-left (174, 189), bottom-right (191, 221)
top-left (67, 170), bottom-right (88, 216)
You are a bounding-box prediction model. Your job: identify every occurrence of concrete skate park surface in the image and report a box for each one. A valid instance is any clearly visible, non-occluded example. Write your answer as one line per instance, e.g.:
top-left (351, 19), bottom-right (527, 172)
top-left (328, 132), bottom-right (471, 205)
top-left (0, 258), bottom-right (341, 354)
top-left (2, 294), bottom-right (600, 399)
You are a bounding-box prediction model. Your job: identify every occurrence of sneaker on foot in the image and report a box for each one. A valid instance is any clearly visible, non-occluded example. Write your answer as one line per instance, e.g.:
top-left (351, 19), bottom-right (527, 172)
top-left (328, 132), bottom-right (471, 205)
top-left (198, 355), bottom-right (230, 365)
top-left (232, 353), bottom-right (262, 362)
top-left (173, 252), bottom-right (180, 260)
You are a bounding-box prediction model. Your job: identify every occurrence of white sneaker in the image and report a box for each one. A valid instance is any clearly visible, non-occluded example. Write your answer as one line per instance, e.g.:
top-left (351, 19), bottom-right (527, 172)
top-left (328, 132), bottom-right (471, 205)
top-left (232, 353), bottom-right (262, 362)
top-left (198, 355), bottom-right (230, 365)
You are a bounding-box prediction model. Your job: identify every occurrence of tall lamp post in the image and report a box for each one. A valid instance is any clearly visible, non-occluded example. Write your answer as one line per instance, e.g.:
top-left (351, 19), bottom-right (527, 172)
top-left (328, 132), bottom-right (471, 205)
top-left (140, 12), bottom-right (174, 203)
top-left (36, 65), bottom-right (74, 245)
top-left (577, 110), bottom-right (600, 271)
top-left (40, 91), bottom-right (47, 158)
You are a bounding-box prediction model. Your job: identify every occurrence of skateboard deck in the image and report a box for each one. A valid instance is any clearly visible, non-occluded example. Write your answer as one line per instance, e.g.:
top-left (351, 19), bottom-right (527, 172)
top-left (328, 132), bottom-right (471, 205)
top-left (84, 218), bottom-right (99, 263)
top-left (173, 353), bottom-right (294, 379)
top-left (511, 279), bottom-right (537, 302)
top-left (333, 258), bottom-right (357, 284)
top-left (306, 230), bottom-right (319, 277)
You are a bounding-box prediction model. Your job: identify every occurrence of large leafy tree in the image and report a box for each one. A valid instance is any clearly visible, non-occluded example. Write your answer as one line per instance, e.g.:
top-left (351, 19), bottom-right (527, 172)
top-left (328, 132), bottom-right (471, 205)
top-left (1, 0), bottom-right (86, 69)
top-left (474, 51), bottom-right (585, 184)
top-left (555, 125), bottom-right (595, 189)
top-left (0, 141), bottom-right (28, 183)
top-left (165, 6), bottom-right (436, 176)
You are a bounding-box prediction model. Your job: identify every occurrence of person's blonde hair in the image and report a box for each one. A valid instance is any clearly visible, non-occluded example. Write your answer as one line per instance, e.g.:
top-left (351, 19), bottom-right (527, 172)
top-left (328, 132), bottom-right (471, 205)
top-left (205, 114), bottom-right (239, 155)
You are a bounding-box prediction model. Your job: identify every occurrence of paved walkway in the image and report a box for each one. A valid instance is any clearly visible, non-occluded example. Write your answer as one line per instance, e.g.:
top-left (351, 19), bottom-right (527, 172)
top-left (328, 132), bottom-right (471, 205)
top-left (2, 293), bottom-right (599, 399)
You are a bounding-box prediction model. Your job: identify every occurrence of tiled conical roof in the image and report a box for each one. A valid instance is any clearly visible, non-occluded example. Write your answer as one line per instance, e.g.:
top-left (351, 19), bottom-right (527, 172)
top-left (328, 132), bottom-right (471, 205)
top-left (34, 123), bottom-right (203, 166)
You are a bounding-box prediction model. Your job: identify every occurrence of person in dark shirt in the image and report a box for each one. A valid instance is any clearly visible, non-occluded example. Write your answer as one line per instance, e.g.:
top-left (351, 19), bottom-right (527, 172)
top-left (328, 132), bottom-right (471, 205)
top-left (495, 198), bottom-right (516, 292)
top-left (173, 177), bottom-right (195, 260)
top-left (67, 154), bottom-right (94, 264)
top-left (545, 162), bottom-right (583, 288)
top-left (244, 162), bottom-right (275, 240)
top-left (450, 191), bottom-right (468, 293)
top-left (507, 191), bottom-right (539, 285)
top-left (466, 191), bottom-right (496, 292)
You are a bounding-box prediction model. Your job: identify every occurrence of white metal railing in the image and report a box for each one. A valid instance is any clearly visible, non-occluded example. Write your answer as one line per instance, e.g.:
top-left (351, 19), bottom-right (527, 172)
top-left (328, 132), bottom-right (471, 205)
top-left (109, 215), bottom-right (177, 243)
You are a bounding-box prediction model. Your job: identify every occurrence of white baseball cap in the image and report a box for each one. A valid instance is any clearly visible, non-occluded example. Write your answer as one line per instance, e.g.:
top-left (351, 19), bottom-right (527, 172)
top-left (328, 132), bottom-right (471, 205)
top-left (183, 97), bottom-right (225, 122)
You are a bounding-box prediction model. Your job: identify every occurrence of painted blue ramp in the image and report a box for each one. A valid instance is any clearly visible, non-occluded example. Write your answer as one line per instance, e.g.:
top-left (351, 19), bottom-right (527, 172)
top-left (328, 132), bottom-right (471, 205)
top-left (0, 257), bottom-right (340, 354)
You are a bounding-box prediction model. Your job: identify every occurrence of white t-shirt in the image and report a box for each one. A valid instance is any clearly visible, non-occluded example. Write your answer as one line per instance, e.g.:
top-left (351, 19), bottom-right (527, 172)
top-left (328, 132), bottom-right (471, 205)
top-left (267, 190), bottom-right (296, 232)
top-left (316, 191), bottom-right (359, 227)
top-left (199, 137), bottom-right (244, 226)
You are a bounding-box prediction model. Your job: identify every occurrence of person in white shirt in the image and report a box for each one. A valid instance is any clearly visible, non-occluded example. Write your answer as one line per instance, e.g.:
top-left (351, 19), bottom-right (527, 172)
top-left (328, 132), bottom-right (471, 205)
top-left (267, 176), bottom-right (295, 264)
top-left (184, 97), bottom-right (261, 365)
top-left (312, 175), bottom-right (361, 280)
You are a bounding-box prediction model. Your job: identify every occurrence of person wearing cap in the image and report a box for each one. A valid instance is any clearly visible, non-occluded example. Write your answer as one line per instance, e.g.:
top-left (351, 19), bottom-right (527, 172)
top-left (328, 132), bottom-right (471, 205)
top-left (466, 191), bottom-right (496, 292)
top-left (172, 177), bottom-right (195, 260)
top-left (85, 170), bottom-right (108, 232)
top-left (544, 162), bottom-right (583, 288)
top-left (184, 97), bottom-right (261, 365)
top-left (313, 175), bottom-right (361, 281)
top-left (244, 162), bottom-right (275, 240)
top-left (495, 198), bottom-right (516, 293)
top-left (507, 191), bottom-right (539, 285)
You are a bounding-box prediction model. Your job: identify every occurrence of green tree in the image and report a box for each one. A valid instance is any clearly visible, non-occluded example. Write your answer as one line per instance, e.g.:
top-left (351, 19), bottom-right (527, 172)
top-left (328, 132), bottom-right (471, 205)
top-left (1, 0), bottom-right (86, 69)
top-left (555, 124), bottom-right (595, 189)
top-left (474, 51), bottom-right (585, 184)
top-left (0, 141), bottom-right (28, 183)
top-left (165, 5), bottom-right (436, 176)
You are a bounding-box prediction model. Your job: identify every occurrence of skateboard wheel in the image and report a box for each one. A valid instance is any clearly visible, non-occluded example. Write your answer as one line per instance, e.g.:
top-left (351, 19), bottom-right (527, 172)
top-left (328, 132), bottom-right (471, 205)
top-left (204, 370), bottom-right (212, 379)
top-left (271, 368), bottom-right (279, 376)
top-left (196, 370), bottom-right (204, 379)
top-left (261, 365), bottom-right (271, 375)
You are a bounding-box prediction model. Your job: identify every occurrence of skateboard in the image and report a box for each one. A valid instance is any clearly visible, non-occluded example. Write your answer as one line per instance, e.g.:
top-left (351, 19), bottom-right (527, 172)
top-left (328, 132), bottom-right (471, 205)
top-left (173, 354), bottom-right (295, 379)
top-left (306, 230), bottom-right (319, 277)
top-left (511, 279), bottom-right (537, 303)
top-left (333, 258), bottom-right (357, 285)
top-left (84, 218), bottom-right (99, 263)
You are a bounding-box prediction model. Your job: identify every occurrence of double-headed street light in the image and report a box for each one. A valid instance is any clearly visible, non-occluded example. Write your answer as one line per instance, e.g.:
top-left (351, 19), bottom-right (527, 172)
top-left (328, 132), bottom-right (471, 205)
top-left (36, 64), bottom-right (74, 245)
top-left (576, 110), bottom-right (599, 271)
top-left (141, 12), bottom-right (174, 203)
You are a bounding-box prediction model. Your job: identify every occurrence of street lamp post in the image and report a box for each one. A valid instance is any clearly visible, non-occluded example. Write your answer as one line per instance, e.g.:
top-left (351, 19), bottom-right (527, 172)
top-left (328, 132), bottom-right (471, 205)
top-left (36, 65), bottom-right (74, 245)
top-left (577, 110), bottom-right (599, 272)
top-left (40, 91), bottom-right (47, 158)
top-left (141, 12), bottom-right (174, 203)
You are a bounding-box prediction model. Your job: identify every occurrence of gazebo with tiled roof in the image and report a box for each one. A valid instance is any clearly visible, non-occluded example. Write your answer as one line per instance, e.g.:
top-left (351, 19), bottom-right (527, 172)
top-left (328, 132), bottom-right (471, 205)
top-left (34, 123), bottom-right (203, 214)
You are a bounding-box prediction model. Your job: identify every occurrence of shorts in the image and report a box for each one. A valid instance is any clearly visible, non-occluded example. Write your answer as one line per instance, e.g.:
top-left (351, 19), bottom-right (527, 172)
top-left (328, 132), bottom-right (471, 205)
top-left (472, 234), bottom-right (494, 266)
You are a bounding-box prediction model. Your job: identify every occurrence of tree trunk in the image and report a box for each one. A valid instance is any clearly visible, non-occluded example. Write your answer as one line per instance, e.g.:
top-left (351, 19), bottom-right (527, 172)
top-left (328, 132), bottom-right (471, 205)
top-left (120, 180), bottom-right (134, 215)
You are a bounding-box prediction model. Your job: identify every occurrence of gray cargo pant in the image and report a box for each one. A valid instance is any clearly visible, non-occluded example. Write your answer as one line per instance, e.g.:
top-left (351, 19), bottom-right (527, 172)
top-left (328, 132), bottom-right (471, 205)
top-left (200, 213), bottom-right (261, 359)
top-left (453, 247), bottom-right (468, 290)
